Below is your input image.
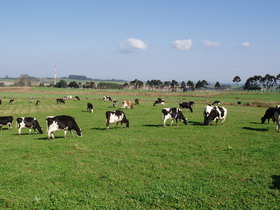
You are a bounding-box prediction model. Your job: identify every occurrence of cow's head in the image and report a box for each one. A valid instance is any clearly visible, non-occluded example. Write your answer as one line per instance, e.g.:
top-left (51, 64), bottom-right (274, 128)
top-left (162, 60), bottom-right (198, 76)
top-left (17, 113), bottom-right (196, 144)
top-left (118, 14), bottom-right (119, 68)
top-left (261, 117), bottom-right (266, 124)
top-left (204, 108), bottom-right (219, 125)
top-left (124, 119), bottom-right (130, 128)
top-left (76, 128), bottom-right (82, 137)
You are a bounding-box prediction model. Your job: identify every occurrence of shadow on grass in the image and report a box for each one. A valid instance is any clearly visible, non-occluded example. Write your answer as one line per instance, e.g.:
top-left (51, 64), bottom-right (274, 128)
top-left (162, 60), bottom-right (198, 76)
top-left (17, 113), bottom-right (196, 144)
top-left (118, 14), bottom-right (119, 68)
top-left (37, 136), bottom-right (65, 140)
top-left (13, 133), bottom-right (43, 136)
top-left (249, 122), bottom-right (262, 125)
top-left (189, 121), bottom-right (205, 126)
top-left (242, 127), bottom-right (269, 131)
top-left (270, 175), bottom-right (280, 189)
top-left (143, 124), bottom-right (162, 127)
top-left (91, 127), bottom-right (106, 130)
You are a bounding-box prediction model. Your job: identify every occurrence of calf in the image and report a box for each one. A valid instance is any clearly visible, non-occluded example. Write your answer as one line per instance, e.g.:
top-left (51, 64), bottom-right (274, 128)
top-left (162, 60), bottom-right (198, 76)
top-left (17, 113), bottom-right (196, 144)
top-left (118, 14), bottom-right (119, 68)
top-left (204, 106), bottom-right (227, 125)
top-left (162, 108), bottom-right (188, 127)
top-left (135, 99), bottom-right (140, 105)
top-left (103, 96), bottom-right (112, 101)
top-left (203, 104), bottom-right (214, 124)
top-left (46, 115), bottom-right (82, 139)
top-left (122, 101), bottom-right (133, 109)
top-left (9, 99), bottom-right (14, 104)
top-left (87, 103), bottom-right (94, 113)
top-left (17, 117), bottom-right (43, 135)
top-left (35, 100), bottom-right (40, 106)
top-left (75, 96), bottom-right (80, 101)
top-left (105, 110), bottom-right (129, 129)
top-left (179, 101), bottom-right (195, 112)
top-left (56, 98), bottom-right (65, 104)
top-left (113, 99), bottom-right (118, 108)
top-left (153, 98), bottom-right (165, 106)
top-left (0, 116), bottom-right (13, 130)
top-left (261, 107), bottom-right (277, 124)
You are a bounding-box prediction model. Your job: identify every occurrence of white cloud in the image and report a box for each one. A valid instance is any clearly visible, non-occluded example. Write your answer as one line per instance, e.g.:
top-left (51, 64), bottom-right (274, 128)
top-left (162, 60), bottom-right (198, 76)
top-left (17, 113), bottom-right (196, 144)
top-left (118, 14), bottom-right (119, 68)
top-left (119, 38), bottom-right (147, 53)
top-left (172, 39), bottom-right (192, 51)
top-left (241, 42), bottom-right (251, 47)
top-left (203, 40), bottom-right (221, 48)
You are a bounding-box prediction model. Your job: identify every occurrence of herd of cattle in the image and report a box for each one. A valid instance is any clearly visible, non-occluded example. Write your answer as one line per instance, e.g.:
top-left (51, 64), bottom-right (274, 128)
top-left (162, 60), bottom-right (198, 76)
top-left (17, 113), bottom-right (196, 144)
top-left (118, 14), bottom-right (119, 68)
top-left (0, 95), bottom-right (280, 139)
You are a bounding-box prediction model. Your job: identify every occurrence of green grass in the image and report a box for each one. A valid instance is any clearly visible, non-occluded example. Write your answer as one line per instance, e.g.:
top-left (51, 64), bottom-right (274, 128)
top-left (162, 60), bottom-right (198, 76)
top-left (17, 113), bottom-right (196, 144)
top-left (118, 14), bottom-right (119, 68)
top-left (0, 89), bottom-right (279, 208)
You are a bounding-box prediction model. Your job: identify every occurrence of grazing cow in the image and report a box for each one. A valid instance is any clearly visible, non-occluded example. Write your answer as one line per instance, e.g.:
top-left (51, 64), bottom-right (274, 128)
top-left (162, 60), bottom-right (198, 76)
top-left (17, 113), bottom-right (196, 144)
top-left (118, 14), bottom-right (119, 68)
top-left (203, 104), bottom-right (214, 124)
top-left (29, 97), bottom-right (33, 103)
top-left (113, 99), bottom-right (118, 108)
top-left (17, 117), bottom-right (43, 135)
top-left (56, 98), bottom-right (65, 104)
top-left (75, 96), bottom-right (80, 101)
top-left (0, 116), bottom-right (13, 130)
top-left (135, 99), bottom-right (140, 105)
top-left (212, 101), bottom-right (221, 105)
top-left (46, 115), bottom-right (82, 139)
top-left (153, 98), bottom-right (165, 106)
top-left (204, 106), bottom-right (227, 125)
top-left (103, 96), bottom-right (112, 101)
top-left (274, 107), bottom-right (280, 132)
top-left (261, 107), bottom-right (277, 124)
top-left (87, 103), bottom-right (94, 113)
top-left (9, 99), bottom-right (14, 104)
top-left (179, 101), bottom-right (195, 112)
top-left (122, 101), bottom-right (133, 109)
top-left (105, 110), bottom-right (129, 129)
top-left (162, 108), bottom-right (188, 127)
top-left (64, 95), bottom-right (73, 100)
top-left (35, 100), bottom-right (40, 106)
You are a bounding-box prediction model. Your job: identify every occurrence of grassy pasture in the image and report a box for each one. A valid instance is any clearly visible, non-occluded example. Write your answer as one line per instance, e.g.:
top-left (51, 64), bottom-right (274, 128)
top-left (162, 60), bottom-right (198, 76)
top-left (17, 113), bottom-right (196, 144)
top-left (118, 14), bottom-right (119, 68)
top-left (0, 88), bottom-right (279, 208)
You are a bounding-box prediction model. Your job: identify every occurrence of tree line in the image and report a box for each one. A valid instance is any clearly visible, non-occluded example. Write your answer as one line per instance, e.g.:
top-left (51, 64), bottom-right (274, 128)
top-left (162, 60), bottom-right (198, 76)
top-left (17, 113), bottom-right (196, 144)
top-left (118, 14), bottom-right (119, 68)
top-left (244, 74), bottom-right (280, 91)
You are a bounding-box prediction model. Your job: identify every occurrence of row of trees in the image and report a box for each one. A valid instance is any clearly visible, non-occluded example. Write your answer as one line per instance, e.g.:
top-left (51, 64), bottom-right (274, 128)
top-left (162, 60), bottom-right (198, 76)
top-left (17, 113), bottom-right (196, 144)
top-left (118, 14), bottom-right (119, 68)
top-left (244, 74), bottom-right (280, 91)
top-left (54, 80), bottom-right (122, 89)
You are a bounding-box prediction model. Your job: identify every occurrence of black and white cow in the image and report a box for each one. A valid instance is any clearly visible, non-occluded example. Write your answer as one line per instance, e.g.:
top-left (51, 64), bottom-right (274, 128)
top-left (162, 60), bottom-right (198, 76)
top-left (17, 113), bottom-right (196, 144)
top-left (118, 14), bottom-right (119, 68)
top-left (9, 99), bottom-right (14, 104)
top-left (56, 98), bottom-right (65, 104)
top-left (46, 115), bottom-right (82, 139)
top-left (87, 103), bottom-right (94, 113)
top-left (17, 117), bottom-right (43, 135)
top-left (105, 110), bottom-right (129, 129)
top-left (179, 101), bottom-right (195, 112)
top-left (212, 101), bottom-right (221, 105)
top-left (64, 95), bottom-right (72, 100)
top-left (103, 96), bottom-right (112, 101)
top-left (75, 96), bottom-right (80, 101)
top-left (261, 107), bottom-right (277, 124)
top-left (0, 116), bottom-right (13, 130)
top-left (29, 97), bottom-right (33, 103)
top-left (162, 108), bottom-right (188, 127)
top-left (35, 100), bottom-right (40, 106)
top-left (113, 99), bottom-right (118, 108)
top-left (153, 98), bottom-right (165, 106)
top-left (204, 106), bottom-right (227, 125)
top-left (203, 104), bottom-right (214, 124)
top-left (274, 107), bottom-right (280, 132)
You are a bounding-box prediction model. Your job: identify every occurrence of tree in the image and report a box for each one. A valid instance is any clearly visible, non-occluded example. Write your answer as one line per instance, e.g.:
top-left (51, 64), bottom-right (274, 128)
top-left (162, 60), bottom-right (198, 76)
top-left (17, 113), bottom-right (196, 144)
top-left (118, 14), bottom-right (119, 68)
top-left (214, 81), bottom-right (221, 89)
top-left (170, 80), bottom-right (179, 91)
top-left (187, 80), bottom-right (194, 90)
top-left (55, 80), bottom-right (68, 88)
top-left (195, 80), bottom-right (202, 89)
top-left (233, 76), bottom-right (241, 88)
top-left (68, 81), bottom-right (79, 88)
top-left (130, 79), bottom-right (144, 89)
top-left (180, 81), bottom-right (186, 89)
top-left (201, 80), bottom-right (208, 87)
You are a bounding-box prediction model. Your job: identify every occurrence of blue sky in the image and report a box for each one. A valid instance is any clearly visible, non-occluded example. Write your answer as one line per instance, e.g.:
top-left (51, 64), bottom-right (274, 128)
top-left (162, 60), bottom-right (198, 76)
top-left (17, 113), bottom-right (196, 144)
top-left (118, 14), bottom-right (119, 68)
top-left (0, 0), bottom-right (279, 83)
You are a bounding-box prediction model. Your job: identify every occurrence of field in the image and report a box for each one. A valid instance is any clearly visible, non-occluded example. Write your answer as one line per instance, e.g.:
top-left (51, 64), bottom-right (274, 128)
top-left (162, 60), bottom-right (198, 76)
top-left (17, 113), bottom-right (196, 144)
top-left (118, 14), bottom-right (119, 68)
top-left (0, 87), bottom-right (279, 208)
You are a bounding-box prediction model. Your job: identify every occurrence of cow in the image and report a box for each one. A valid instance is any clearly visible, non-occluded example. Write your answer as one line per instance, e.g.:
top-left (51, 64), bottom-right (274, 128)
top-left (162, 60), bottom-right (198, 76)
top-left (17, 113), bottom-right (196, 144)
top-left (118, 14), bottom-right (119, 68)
top-left (64, 95), bottom-right (72, 100)
top-left (153, 98), bottom-right (165, 106)
top-left (212, 101), bottom-right (221, 105)
top-left (203, 104), bottom-right (214, 124)
top-left (162, 108), bottom-right (188, 127)
top-left (103, 96), bottom-right (112, 101)
top-left (75, 96), bottom-right (80, 101)
top-left (29, 97), bottom-right (33, 103)
top-left (17, 117), bottom-right (43, 135)
top-left (56, 98), bottom-right (65, 104)
top-left (9, 99), bottom-right (14, 104)
top-left (46, 115), bottom-right (82, 139)
top-left (122, 101), bottom-right (133, 109)
top-left (0, 116), bottom-right (13, 130)
top-left (179, 101), bottom-right (195, 112)
top-left (135, 99), bottom-right (140, 105)
top-left (113, 99), bottom-right (118, 108)
top-left (261, 107), bottom-right (277, 124)
top-left (0, 99), bottom-right (2, 105)
top-left (204, 106), bottom-right (227, 125)
top-left (35, 100), bottom-right (40, 106)
top-left (274, 107), bottom-right (280, 132)
top-left (105, 110), bottom-right (129, 129)
top-left (87, 103), bottom-right (94, 113)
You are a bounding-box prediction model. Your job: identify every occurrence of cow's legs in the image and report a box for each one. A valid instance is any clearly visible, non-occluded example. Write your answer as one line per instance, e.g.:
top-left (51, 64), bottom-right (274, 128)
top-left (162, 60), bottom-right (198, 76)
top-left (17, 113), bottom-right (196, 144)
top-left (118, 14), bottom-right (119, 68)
top-left (163, 118), bottom-right (167, 127)
top-left (71, 130), bottom-right (74, 137)
top-left (170, 119), bottom-right (174, 126)
top-left (18, 127), bottom-right (22, 135)
top-left (64, 129), bottom-right (67, 138)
